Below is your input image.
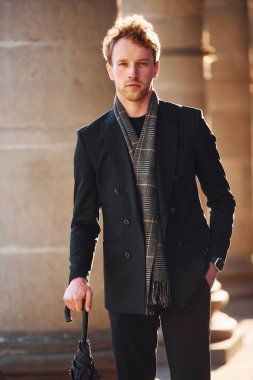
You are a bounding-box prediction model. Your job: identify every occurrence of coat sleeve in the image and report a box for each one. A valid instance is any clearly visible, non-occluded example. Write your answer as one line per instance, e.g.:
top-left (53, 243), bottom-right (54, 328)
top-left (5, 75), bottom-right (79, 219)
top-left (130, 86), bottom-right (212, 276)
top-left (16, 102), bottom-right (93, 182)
top-left (69, 130), bottom-right (100, 282)
top-left (195, 111), bottom-right (236, 263)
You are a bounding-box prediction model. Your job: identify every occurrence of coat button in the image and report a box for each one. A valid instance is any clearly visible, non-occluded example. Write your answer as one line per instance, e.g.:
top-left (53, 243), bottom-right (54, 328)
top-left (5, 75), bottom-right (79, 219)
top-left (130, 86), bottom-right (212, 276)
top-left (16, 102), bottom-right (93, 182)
top-left (124, 251), bottom-right (131, 259)
top-left (174, 176), bottom-right (178, 182)
top-left (178, 240), bottom-right (182, 246)
top-left (114, 188), bottom-right (120, 195)
top-left (123, 218), bottom-right (130, 225)
top-left (170, 207), bottom-right (175, 214)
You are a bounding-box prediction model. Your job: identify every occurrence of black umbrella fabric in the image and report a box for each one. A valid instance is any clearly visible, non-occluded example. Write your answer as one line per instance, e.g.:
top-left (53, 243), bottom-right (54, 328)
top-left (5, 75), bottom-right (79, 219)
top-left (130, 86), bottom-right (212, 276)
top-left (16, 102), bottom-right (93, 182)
top-left (65, 305), bottom-right (101, 380)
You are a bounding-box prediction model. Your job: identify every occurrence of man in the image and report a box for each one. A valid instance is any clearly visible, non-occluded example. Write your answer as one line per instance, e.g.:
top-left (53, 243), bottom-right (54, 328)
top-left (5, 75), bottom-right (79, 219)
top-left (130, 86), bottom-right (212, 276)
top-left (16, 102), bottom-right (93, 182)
top-left (63, 15), bottom-right (235, 380)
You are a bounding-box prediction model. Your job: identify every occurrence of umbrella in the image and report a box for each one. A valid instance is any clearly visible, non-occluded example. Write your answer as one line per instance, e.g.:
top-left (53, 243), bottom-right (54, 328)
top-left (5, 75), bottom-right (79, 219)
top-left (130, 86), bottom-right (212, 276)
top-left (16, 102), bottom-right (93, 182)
top-left (65, 305), bottom-right (101, 380)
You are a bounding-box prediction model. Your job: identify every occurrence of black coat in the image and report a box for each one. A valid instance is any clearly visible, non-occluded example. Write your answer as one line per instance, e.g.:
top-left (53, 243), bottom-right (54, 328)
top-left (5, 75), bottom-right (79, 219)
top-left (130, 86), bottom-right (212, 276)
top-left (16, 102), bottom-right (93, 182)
top-left (69, 100), bottom-right (236, 314)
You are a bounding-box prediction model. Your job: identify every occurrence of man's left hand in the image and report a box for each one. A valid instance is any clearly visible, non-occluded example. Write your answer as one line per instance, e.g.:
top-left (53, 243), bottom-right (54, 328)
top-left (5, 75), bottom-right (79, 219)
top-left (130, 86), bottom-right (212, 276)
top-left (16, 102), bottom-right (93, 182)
top-left (205, 262), bottom-right (218, 289)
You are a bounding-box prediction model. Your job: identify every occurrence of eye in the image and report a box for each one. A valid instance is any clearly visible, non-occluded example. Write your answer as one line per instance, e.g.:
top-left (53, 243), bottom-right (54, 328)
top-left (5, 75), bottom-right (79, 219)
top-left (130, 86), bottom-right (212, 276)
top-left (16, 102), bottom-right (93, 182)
top-left (119, 62), bottom-right (128, 67)
top-left (138, 61), bottom-right (148, 66)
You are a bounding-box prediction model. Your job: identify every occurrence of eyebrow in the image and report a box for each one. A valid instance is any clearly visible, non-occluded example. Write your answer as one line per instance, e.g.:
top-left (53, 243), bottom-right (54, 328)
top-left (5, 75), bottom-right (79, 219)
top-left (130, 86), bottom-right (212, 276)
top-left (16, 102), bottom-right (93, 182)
top-left (116, 58), bottom-right (151, 63)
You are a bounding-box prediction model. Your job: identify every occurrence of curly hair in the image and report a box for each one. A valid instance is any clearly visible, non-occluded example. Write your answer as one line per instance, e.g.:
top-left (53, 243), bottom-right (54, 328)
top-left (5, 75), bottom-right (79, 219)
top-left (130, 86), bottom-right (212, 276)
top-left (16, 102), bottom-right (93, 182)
top-left (102, 14), bottom-right (161, 65)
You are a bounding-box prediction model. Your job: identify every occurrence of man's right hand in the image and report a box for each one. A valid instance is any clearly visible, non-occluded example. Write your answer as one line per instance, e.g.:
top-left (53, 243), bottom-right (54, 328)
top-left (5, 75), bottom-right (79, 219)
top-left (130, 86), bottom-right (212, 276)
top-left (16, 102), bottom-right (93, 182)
top-left (63, 277), bottom-right (93, 313)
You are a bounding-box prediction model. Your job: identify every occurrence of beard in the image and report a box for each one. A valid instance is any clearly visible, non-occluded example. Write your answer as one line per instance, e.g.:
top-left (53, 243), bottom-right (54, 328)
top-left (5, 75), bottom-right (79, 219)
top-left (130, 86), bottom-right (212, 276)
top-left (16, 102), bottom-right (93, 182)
top-left (118, 82), bottom-right (151, 102)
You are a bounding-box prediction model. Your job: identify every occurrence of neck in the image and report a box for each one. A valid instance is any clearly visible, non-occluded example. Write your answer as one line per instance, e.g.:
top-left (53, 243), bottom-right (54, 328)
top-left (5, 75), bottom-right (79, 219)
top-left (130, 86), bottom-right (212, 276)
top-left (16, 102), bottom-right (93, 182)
top-left (117, 89), bottom-right (153, 117)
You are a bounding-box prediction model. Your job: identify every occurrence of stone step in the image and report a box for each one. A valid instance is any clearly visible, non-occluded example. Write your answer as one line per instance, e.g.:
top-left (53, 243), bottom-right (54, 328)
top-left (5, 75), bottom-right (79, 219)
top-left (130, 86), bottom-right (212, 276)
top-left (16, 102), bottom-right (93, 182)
top-left (211, 311), bottom-right (238, 342)
top-left (211, 289), bottom-right (229, 314)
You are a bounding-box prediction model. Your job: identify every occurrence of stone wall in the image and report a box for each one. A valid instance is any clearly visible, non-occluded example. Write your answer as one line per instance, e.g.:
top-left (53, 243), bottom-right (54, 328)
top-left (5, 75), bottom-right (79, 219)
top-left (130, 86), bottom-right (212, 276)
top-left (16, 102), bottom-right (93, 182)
top-left (0, 0), bottom-right (116, 333)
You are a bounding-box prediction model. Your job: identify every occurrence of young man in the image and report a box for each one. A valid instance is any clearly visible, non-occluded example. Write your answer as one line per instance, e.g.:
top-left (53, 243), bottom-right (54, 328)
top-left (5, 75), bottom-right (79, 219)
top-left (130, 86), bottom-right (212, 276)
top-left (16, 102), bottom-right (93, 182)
top-left (64, 15), bottom-right (235, 380)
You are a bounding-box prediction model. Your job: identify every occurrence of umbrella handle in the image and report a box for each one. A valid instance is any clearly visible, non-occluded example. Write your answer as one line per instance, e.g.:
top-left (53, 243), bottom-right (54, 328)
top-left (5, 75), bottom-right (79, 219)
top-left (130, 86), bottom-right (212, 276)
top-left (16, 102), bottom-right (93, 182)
top-left (81, 307), bottom-right (89, 341)
top-left (64, 305), bottom-right (72, 322)
top-left (64, 305), bottom-right (89, 341)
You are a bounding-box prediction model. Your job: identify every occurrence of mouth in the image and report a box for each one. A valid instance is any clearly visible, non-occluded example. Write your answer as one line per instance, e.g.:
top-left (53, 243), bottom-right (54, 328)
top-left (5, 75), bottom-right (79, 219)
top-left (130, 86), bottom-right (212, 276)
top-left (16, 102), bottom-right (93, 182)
top-left (125, 82), bottom-right (141, 88)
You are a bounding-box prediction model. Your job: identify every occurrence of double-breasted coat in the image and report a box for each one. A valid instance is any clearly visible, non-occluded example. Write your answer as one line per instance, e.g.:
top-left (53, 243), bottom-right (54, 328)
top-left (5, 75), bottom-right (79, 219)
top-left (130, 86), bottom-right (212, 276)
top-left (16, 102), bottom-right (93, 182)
top-left (69, 100), bottom-right (236, 314)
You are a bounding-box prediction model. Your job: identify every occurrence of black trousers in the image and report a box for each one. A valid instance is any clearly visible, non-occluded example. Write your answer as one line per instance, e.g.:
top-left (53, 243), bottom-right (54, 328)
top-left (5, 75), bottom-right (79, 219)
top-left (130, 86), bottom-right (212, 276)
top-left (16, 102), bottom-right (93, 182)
top-left (109, 278), bottom-right (211, 380)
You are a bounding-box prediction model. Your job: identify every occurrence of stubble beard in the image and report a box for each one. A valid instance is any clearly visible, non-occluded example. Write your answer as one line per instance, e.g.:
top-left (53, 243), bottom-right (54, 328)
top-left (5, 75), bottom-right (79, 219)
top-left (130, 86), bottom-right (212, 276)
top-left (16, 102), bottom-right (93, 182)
top-left (119, 83), bottom-right (151, 102)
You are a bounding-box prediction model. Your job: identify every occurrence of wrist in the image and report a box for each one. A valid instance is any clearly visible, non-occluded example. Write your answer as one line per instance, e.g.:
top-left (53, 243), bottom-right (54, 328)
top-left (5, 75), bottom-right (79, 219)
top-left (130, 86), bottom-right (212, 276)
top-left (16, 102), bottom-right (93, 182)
top-left (209, 262), bottom-right (219, 273)
top-left (71, 277), bottom-right (88, 284)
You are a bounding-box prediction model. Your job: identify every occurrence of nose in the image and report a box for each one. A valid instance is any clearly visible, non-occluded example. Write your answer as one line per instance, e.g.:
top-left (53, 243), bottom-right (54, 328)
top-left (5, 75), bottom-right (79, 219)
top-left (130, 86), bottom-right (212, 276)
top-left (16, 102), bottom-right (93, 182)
top-left (127, 63), bottom-right (138, 79)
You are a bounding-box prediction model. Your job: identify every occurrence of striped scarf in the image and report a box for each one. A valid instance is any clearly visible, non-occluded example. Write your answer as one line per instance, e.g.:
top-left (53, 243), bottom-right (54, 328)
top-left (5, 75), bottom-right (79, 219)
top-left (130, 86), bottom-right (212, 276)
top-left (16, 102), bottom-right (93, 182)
top-left (114, 91), bottom-right (170, 314)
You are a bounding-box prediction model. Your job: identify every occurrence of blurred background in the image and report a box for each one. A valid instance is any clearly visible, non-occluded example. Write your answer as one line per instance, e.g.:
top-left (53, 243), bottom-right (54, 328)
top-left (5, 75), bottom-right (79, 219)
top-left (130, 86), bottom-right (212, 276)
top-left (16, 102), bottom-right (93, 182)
top-left (0, 0), bottom-right (252, 379)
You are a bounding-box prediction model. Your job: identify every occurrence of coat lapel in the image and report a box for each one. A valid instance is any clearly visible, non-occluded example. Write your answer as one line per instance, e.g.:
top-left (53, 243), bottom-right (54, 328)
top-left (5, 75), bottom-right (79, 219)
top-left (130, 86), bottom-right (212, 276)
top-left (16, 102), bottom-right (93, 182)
top-left (103, 110), bottom-right (142, 224)
top-left (156, 101), bottom-right (179, 239)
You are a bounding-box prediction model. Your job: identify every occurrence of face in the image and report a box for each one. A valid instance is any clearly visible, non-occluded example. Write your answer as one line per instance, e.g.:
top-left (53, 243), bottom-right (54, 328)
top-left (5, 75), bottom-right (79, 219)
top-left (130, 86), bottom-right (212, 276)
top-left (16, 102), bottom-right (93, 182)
top-left (106, 37), bottom-right (160, 104)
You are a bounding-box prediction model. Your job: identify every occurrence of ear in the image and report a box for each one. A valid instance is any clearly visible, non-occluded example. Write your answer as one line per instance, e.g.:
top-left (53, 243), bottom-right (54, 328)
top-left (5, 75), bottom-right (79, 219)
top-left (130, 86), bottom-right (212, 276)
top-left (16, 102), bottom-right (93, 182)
top-left (106, 62), bottom-right (114, 81)
top-left (153, 61), bottom-right (160, 79)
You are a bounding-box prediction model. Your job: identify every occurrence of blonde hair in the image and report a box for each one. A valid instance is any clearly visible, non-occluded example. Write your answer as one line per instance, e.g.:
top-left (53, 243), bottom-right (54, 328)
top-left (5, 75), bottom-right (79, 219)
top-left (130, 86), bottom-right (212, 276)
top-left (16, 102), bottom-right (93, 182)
top-left (102, 14), bottom-right (161, 65)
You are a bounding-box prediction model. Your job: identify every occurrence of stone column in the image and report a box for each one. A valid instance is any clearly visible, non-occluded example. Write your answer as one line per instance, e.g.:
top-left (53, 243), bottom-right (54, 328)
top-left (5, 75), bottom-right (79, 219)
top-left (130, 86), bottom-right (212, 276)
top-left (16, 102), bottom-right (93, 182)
top-left (204, 0), bottom-right (253, 295)
top-left (248, 0), bottom-right (253, 260)
top-left (0, 1), bottom-right (117, 378)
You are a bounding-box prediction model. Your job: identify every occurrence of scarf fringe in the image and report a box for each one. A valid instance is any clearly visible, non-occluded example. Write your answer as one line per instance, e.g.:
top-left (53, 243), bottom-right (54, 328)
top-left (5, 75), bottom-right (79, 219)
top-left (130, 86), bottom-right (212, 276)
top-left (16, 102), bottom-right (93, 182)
top-left (146, 281), bottom-right (171, 314)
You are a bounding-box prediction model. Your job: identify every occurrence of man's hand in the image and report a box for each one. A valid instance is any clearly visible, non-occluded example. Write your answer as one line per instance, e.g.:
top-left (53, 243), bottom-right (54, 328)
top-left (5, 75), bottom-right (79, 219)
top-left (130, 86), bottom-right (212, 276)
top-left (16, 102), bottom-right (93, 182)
top-left (63, 277), bottom-right (93, 312)
top-left (204, 262), bottom-right (218, 289)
